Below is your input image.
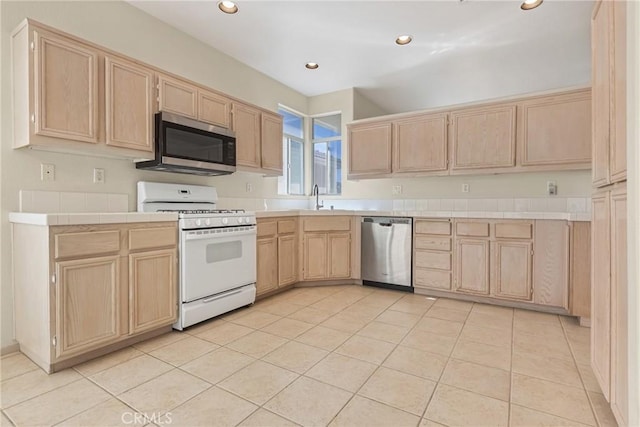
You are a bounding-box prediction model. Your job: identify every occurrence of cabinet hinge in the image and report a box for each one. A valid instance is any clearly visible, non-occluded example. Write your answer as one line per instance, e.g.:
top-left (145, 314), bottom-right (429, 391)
top-left (52, 336), bottom-right (57, 347)
top-left (51, 274), bottom-right (56, 284)
top-left (31, 114), bottom-right (36, 124)
top-left (30, 41), bottom-right (35, 51)
top-left (530, 250), bottom-right (534, 256)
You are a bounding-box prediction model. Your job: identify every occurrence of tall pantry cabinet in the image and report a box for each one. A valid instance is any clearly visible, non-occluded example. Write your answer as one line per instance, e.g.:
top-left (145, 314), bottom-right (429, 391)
top-left (590, 1), bottom-right (628, 425)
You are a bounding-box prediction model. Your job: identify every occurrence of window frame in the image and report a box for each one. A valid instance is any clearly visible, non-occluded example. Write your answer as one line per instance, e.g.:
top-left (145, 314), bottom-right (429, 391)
top-left (278, 106), bottom-right (305, 196)
top-left (311, 113), bottom-right (342, 196)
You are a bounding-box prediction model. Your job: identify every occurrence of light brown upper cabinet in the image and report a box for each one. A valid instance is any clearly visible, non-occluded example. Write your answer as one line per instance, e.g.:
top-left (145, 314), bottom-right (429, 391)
top-left (609, 1), bottom-right (627, 183)
top-left (518, 90), bottom-right (591, 168)
top-left (260, 112), bottom-right (284, 173)
top-left (450, 105), bottom-right (517, 171)
top-left (232, 103), bottom-right (262, 168)
top-left (592, 0), bottom-right (626, 187)
top-left (105, 56), bottom-right (154, 152)
top-left (230, 104), bottom-right (283, 175)
top-left (28, 29), bottom-right (100, 144)
top-left (157, 74), bottom-right (197, 119)
top-left (393, 113), bottom-right (448, 174)
top-left (198, 89), bottom-right (231, 128)
top-left (347, 121), bottom-right (392, 178)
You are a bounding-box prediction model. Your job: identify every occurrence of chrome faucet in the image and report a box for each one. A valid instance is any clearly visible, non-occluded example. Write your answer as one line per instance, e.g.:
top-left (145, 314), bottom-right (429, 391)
top-left (312, 184), bottom-right (324, 210)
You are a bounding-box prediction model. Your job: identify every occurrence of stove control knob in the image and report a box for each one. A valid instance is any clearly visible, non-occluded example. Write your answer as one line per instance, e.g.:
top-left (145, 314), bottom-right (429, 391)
top-left (222, 218), bottom-right (229, 225)
top-left (204, 218), bottom-right (211, 226)
top-left (237, 217), bottom-right (244, 224)
top-left (245, 216), bottom-right (251, 224)
top-left (195, 219), bottom-right (202, 227)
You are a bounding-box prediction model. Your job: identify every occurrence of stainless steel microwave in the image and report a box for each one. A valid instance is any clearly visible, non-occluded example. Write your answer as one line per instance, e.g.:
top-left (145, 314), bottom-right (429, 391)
top-left (136, 112), bottom-right (236, 176)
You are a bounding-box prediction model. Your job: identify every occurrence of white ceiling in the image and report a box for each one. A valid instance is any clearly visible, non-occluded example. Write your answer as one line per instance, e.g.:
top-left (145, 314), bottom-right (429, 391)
top-left (128, 0), bottom-right (593, 114)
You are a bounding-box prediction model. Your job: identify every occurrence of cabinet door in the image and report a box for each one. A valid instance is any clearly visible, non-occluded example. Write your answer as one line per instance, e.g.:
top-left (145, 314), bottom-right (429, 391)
top-left (393, 113), bottom-right (448, 173)
top-left (33, 30), bottom-right (99, 143)
top-left (55, 255), bottom-right (122, 359)
top-left (261, 112), bottom-right (284, 173)
top-left (303, 234), bottom-right (328, 280)
top-left (198, 89), bottom-right (231, 128)
top-left (450, 105), bottom-right (516, 170)
top-left (129, 249), bottom-right (177, 335)
top-left (105, 56), bottom-right (154, 152)
top-left (455, 239), bottom-right (490, 295)
top-left (610, 1), bottom-right (627, 183)
top-left (533, 220), bottom-right (570, 308)
top-left (491, 241), bottom-right (532, 301)
top-left (347, 122), bottom-right (392, 177)
top-left (232, 103), bottom-right (261, 168)
top-left (610, 185), bottom-right (627, 424)
top-left (257, 237), bottom-right (278, 295)
top-left (328, 232), bottom-right (351, 279)
top-left (518, 91), bottom-right (591, 167)
top-left (591, 190), bottom-right (611, 399)
top-left (592, 0), bottom-right (611, 187)
top-left (158, 75), bottom-right (197, 118)
top-left (278, 234), bottom-right (297, 287)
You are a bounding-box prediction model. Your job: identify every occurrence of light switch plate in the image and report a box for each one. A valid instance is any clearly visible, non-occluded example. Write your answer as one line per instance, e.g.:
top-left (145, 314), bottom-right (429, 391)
top-left (462, 183), bottom-right (470, 193)
top-left (547, 181), bottom-right (557, 196)
top-left (392, 185), bottom-right (402, 195)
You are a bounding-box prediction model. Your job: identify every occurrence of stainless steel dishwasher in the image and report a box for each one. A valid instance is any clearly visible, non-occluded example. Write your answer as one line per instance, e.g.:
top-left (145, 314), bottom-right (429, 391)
top-left (361, 217), bottom-right (413, 292)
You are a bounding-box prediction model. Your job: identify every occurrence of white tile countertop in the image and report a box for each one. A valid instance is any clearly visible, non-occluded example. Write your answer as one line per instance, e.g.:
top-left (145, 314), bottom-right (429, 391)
top-left (8, 212), bottom-right (179, 226)
top-left (255, 210), bottom-right (591, 221)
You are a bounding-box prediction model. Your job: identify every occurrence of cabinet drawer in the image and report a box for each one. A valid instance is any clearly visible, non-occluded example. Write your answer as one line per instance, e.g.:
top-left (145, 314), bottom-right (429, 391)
top-left (257, 220), bottom-right (277, 237)
top-left (129, 227), bottom-right (177, 251)
top-left (415, 250), bottom-right (451, 270)
top-left (495, 222), bottom-right (533, 239)
top-left (456, 222), bottom-right (490, 237)
top-left (55, 231), bottom-right (120, 259)
top-left (303, 216), bottom-right (351, 232)
top-left (278, 219), bottom-right (297, 234)
top-left (415, 269), bottom-right (451, 290)
top-left (415, 220), bottom-right (451, 235)
top-left (415, 236), bottom-right (451, 251)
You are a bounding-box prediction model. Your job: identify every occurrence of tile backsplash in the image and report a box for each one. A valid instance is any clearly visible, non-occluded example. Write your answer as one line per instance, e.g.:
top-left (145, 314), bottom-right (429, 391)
top-left (217, 196), bottom-right (591, 214)
top-left (19, 190), bottom-right (128, 213)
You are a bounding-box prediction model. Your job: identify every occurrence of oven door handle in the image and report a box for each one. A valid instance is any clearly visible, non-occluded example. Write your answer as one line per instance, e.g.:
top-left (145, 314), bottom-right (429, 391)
top-left (202, 289), bottom-right (243, 303)
top-left (184, 228), bottom-right (257, 240)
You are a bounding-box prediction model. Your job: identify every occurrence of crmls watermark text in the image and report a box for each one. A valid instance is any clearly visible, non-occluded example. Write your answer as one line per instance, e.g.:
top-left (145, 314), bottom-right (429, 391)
top-left (121, 411), bottom-right (172, 425)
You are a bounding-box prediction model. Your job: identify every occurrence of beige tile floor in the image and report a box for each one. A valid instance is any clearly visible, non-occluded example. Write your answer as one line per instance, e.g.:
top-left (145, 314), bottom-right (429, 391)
top-left (1, 285), bottom-right (619, 427)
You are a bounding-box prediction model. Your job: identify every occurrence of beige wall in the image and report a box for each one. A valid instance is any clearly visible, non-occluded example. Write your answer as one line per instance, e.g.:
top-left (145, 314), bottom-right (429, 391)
top-left (1, 1), bottom-right (594, 351)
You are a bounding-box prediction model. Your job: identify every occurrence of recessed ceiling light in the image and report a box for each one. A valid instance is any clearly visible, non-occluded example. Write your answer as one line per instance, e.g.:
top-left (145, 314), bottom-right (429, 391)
top-left (305, 62), bottom-right (319, 70)
top-left (395, 35), bottom-right (413, 45)
top-left (520, 0), bottom-right (543, 10)
top-left (218, 1), bottom-right (238, 14)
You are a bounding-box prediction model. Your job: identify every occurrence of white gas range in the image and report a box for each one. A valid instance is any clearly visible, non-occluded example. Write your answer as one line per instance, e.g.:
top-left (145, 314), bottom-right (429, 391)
top-left (137, 181), bottom-right (256, 330)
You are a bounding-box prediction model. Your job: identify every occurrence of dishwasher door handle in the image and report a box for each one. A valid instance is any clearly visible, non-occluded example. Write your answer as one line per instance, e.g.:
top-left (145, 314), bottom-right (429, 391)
top-left (378, 223), bottom-right (393, 227)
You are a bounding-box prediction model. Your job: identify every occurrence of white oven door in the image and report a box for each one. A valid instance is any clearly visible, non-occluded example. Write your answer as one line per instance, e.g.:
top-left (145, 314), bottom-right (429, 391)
top-left (181, 226), bottom-right (257, 303)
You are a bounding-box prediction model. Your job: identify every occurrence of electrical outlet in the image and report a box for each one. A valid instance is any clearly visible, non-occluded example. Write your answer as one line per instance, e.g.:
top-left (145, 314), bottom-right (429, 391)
top-left (462, 183), bottom-right (470, 193)
top-left (246, 183), bottom-right (253, 193)
top-left (93, 168), bottom-right (105, 184)
top-left (547, 181), bottom-right (557, 196)
top-left (392, 185), bottom-right (402, 195)
top-left (40, 164), bottom-right (55, 181)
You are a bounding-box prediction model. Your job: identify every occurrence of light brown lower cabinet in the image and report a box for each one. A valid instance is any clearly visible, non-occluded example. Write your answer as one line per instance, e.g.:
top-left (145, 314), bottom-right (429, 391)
top-left (490, 240), bottom-right (533, 301)
top-left (455, 238), bottom-right (490, 295)
top-left (416, 219), bottom-right (573, 310)
top-left (55, 255), bottom-right (123, 359)
top-left (256, 217), bottom-right (298, 297)
top-left (591, 184), bottom-right (628, 424)
top-left (301, 216), bottom-right (353, 281)
top-left (12, 222), bottom-right (178, 373)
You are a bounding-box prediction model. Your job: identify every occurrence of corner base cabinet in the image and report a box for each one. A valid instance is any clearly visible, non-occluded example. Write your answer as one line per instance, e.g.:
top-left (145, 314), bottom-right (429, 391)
top-left (12, 222), bottom-right (178, 373)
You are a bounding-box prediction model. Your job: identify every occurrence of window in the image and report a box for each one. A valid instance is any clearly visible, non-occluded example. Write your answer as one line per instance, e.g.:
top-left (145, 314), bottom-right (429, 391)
top-left (312, 114), bottom-right (342, 195)
top-left (278, 107), bottom-right (304, 195)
